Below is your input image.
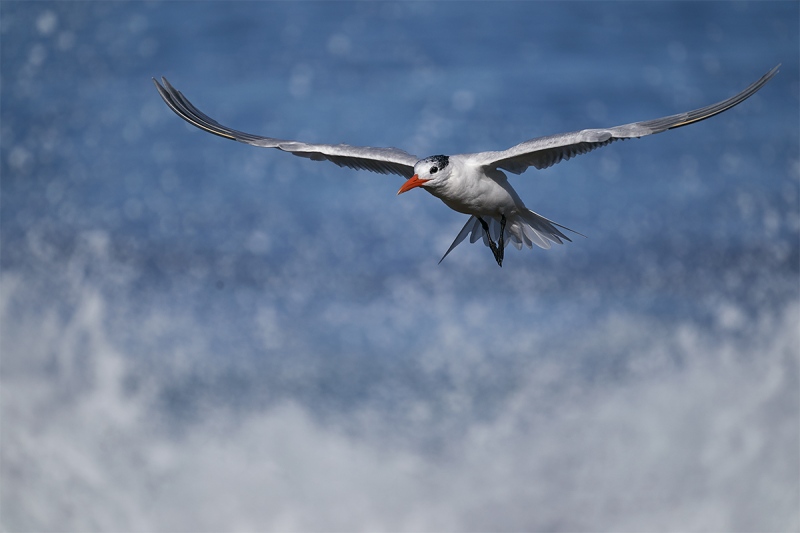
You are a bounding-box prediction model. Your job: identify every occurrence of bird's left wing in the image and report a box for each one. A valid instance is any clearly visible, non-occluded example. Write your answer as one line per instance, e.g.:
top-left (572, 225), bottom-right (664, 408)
top-left (153, 77), bottom-right (418, 178)
top-left (468, 65), bottom-right (779, 175)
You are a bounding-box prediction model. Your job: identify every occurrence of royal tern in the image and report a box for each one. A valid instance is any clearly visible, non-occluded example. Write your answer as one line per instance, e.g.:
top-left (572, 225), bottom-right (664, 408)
top-left (154, 65), bottom-right (778, 266)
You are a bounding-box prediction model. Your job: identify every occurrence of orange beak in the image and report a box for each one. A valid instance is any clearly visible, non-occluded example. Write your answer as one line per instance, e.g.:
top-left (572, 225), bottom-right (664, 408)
top-left (397, 174), bottom-right (430, 195)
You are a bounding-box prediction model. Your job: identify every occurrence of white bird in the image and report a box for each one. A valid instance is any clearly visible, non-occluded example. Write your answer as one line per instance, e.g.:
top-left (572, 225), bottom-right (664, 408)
top-left (153, 65), bottom-right (778, 266)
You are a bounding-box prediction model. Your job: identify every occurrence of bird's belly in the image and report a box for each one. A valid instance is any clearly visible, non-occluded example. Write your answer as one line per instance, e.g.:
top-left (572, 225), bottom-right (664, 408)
top-left (431, 178), bottom-right (520, 217)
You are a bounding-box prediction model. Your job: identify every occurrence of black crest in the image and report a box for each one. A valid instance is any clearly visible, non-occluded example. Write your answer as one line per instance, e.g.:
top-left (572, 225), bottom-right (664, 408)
top-left (424, 154), bottom-right (449, 170)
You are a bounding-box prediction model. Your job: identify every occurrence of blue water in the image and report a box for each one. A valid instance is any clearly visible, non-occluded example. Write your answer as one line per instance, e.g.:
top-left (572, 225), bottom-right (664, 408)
top-left (2, 2), bottom-right (798, 531)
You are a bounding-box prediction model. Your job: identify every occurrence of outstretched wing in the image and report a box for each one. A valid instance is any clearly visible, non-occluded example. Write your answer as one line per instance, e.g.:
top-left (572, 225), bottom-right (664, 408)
top-left (469, 65), bottom-right (779, 175)
top-left (153, 77), bottom-right (418, 178)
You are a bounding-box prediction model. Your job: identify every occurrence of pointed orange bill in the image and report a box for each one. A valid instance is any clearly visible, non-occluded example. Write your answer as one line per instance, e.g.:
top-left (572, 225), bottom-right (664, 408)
top-left (397, 174), bottom-right (430, 195)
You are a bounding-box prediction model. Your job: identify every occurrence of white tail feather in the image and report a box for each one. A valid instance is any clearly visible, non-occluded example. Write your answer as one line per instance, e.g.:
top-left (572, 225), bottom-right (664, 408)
top-left (438, 210), bottom-right (582, 264)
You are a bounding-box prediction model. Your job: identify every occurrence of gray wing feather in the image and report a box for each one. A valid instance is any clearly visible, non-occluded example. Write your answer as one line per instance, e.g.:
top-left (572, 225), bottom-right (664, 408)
top-left (472, 65), bottom-right (779, 174)
top-left (153, 77), bottom-right (418, 178)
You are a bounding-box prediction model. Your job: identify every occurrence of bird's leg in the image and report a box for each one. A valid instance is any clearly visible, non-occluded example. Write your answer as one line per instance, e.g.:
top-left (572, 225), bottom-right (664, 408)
top-left (477, 216), bottom-right (503, 267)
top-left (498, 215), bottom-right (506, 265)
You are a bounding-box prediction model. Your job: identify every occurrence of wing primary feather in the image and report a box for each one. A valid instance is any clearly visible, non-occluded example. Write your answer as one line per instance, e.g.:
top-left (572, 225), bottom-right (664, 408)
top-left (158, 77), bottom-right (268, 144)
top-left (153, 78), bottom-right (238, 141)
top-left (474, 65), bottom-right (779, 175)
top-left (634, 64), bottom-right (780, 133)
top-left (154, 77), bottom-right (418, 178)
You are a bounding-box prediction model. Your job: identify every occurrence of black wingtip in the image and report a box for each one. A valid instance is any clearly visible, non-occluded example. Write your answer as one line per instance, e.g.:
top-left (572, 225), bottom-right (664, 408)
top-left (764, 64), bottom-right (780, 81)
top-left (152, 77), bottom-right (169, 96)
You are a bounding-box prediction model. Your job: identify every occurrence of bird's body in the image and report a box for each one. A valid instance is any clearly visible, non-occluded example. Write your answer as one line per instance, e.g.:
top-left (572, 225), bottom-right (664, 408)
top-left (154, 66), bottom-right (779, 266)
top-left (403, 154), bottom-right (572, 264)
top-left (428, 158), bottom-right (519, 217)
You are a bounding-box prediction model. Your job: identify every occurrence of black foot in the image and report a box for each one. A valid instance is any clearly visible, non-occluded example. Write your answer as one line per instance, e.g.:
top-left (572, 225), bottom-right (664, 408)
top-left (478, 216), bottom-right (506, 267)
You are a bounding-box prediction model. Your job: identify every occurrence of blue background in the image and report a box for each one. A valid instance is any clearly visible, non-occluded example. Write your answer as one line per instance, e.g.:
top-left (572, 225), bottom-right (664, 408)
top-left (2, 2), bottom-right (798, 531)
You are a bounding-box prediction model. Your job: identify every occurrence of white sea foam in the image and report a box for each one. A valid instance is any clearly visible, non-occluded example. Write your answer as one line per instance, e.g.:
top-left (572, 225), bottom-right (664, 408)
top-left (1, 261), bottom-right (797, 532)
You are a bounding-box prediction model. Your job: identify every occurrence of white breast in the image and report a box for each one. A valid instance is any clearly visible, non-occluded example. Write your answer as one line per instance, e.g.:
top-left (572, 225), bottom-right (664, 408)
top-left (431, 157), bottom-right (526, 217)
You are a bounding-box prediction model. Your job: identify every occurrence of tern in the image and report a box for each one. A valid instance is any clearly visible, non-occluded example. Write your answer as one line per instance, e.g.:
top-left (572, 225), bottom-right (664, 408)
top-left (154, 65), bottom-right (778, 266)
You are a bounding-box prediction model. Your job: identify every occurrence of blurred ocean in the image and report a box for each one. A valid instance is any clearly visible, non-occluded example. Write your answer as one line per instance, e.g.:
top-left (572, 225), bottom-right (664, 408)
top-left (1, 2), bottom-right (798, 531)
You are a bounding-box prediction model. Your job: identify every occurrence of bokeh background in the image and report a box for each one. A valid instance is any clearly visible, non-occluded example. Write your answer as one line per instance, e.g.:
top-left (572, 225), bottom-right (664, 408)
top-left (2, 2), bottom-right (798, 531)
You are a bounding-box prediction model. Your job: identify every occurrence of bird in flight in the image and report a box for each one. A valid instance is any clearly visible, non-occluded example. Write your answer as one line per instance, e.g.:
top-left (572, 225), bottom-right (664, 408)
top-left (154, 65), bottom-right (778, 266)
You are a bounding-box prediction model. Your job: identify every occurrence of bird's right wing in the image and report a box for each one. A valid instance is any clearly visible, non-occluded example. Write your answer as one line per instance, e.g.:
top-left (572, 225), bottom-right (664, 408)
top-left (468, 65), bottom-right (779, 174)
top-left (153, 77), bottom-right (419, 178)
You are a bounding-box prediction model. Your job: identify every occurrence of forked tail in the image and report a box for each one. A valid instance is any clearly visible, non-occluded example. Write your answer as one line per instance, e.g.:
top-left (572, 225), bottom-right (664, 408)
top-left (438, 210), bottom-right (583, 264)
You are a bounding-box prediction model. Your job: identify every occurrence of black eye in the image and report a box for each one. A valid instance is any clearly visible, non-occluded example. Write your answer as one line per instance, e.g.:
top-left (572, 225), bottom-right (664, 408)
top-left (430, 166), bottom-right (438, 174)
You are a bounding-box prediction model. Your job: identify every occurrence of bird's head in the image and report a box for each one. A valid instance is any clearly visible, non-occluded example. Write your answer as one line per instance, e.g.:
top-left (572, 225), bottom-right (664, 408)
top-left (397, 155), bottom-right (450, 195)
